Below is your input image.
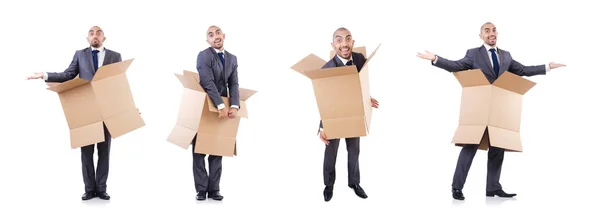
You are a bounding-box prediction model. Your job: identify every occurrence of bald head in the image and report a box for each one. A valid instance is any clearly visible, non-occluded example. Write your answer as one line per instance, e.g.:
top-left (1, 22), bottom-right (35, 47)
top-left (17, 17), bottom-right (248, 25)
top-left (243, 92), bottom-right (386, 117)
top-left (331, 27), bottom-right (355, 59)
top-left (332, 27), bottom-right (351, 42)
top-left (206, 25), bottom-right (225, 50)
top-left (479, 22), bottom-right (497, 46)
top-left (87, 26), bottom-right (106, 48)
top-left (480, 22), bottom-right (494, 33)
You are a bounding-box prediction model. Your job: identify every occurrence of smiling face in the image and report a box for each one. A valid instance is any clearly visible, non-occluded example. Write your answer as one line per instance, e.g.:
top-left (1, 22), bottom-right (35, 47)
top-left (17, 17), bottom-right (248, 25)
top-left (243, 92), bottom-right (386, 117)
top-left (479, 22), bottom-right (497, 46)
top-left (331, 28), bottom-right (355, 59)
top-left (206, 25), bottom-right (225, 50)
top-left (87, 26), bottom-right (106, 48)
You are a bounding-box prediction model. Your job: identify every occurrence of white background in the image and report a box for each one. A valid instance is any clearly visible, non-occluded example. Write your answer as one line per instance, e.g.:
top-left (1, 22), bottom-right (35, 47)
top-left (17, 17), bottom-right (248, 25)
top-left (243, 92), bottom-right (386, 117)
top-left (1, 0), bottom-right (598, 220)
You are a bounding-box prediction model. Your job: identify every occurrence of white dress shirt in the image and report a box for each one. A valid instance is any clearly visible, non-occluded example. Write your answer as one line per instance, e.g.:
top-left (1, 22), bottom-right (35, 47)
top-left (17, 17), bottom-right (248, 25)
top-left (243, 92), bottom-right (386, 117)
top-left (212, 47), bottom-right (239, 110)
top-left (43, 46), bottom-right (106, 80)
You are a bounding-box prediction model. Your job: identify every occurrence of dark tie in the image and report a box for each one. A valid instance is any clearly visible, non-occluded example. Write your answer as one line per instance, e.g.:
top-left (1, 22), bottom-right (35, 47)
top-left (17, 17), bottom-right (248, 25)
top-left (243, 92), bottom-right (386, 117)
top-left (217, 52), bottom-right (225, 67)
top-left (346, 60), bottom-right (353, 66)
top-left (92, 50), bottom-right (99, 72)
top-left (489, 48), bottom-right (499, 75)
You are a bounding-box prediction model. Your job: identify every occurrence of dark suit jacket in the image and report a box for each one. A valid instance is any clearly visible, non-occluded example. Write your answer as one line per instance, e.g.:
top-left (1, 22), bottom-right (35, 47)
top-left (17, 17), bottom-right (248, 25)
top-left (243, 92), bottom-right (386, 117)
top-left (318, 51), bottom-right (367, 131)
top-left (45, 47), bottom-right (122, 83)
top-left (196, 47), bottom-right (240, 108)
top-left (433, 45), bottom-right (546, 83)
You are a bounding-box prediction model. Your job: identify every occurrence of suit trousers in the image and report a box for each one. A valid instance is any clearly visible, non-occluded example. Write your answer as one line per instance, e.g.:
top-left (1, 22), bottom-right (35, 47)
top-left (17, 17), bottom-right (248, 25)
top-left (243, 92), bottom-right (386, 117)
top-left (323, 137), bottom-right (360, 187)
top-left (191, 136), bottom-right (223, 193)
top-left (451, 144), bottom-right (504, 191)
top-left (81, 124), bottom-right (111, 193)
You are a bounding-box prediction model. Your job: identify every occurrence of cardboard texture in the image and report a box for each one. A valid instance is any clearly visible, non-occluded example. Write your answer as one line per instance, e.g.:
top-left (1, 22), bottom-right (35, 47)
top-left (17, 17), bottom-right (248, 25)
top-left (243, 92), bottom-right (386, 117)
top-left (167, 70), bottom-right (256, 157)
top-left (451, 69), bottom-right (536, 152)
top-left (46, 59), bottom-right (145, 149)
top-left (291, 44), bottom-right (380, 139)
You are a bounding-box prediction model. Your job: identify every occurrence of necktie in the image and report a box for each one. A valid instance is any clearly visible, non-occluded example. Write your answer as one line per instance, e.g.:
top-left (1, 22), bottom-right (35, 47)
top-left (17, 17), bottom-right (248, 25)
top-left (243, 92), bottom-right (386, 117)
top-left (217, 52), bottom-right (225, 67)
top-left (489, 48), bottom-right (499, 76)
top-left (346, 60), bottom-right (353, 66)
top-left (92, 50), bottom-right (99, 72)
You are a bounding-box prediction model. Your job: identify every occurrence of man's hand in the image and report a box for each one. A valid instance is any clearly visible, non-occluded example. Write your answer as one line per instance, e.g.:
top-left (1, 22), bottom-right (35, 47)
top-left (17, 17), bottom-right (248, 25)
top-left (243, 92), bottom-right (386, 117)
top-left (319, 130), bottom-right (330, 145)
top-left (218, 107), bottom-right (229, 119)
top-left (228, 108), bottom-right (238, 119)
top-left (416, 50), bottom-right (436, 61)
top-left (370, 97), bottom-right (379, 108)
top-left (549, 62), bottom-right (566, 69)
top-left (26, 72), bottom-right (44, 80)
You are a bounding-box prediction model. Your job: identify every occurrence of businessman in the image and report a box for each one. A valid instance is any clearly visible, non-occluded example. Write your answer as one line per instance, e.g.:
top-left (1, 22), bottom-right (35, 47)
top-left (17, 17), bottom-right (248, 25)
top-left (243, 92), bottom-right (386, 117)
top-left (417, 22), bottom-right (565, 200)
top-left (193, 25), bottom-right (240, 201)
top-left (26, 26), bottom-right (123, 200)
top-left (319, 27), bottom-right (380, 202)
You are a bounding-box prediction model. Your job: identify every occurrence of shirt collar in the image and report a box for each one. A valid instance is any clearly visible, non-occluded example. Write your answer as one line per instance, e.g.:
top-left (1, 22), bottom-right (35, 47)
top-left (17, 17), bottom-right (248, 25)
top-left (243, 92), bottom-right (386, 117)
top-left (91, 46), bottom-right (104, 52)
top-left (213, 47), bottom-right (225, 54)
top-left (483, 43), bottom-right (498, 52)
top-left (336, 54), bottom-right (353, 65)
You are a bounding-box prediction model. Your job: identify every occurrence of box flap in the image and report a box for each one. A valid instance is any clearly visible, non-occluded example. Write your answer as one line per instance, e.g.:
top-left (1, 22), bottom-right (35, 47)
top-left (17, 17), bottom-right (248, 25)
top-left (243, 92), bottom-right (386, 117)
top-left (184, 70), bottom-right (200, 83)
top-left (330, 46), bottom-right (367, 59)
top-left (92, 74), bottom-right (137, 120)
top-left (239, 88), bottom-right (257, 101)
top-left (451, 125), bottom-right (487, 145)
top-left (47, 78), bottom-right (91, 93)
top-left (92, 58), bottom-right (134, 82)
top-left (365, 43), bottom-right (381, 63)
top-left (167, 125), bottom-right (197, 149)
top-left (453, 69), bottom-right (491, 87)
top-left (303, 65), bottom-right (358, 79)
top-left (176, 88), bottom-right (206, 130)
top-left (69, 121), bottom-right (105, 148)
top-left (237, 101), bottom-right (248, 118)
top-left (194, 133), bottom-right (237, 157)
top-left (492, 72), bottom-right (536, 95)
top-left (488, 126), bottom-right (523, 152)
top-left (322, 116), bottom-right (368, 139)
top-left (290, 54), bottom-right (327, 75)
top-left (175, 73), bottom-right (204, 91)
top-left (57, 84), bottom-right (103, 130)
top-left (103, 108), bottom-right (145, 138)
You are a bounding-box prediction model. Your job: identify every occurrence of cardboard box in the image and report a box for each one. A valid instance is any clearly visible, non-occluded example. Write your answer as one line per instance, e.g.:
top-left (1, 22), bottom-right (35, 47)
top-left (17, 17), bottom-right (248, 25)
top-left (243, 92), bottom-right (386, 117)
top-left (290, 44), bottom-right (380, 139)
top-left (451, 69), bottom-right (536, 152)
top-left (167, 70), bottom-right (257, 157)
top-left (46, 58), bottom-right (145, 148)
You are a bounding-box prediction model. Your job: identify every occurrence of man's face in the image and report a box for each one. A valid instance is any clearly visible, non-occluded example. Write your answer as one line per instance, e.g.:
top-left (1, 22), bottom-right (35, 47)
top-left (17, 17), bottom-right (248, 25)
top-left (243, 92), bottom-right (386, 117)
top-left (331, 29), bottom-right (354, 59)
top-left (206, 26), bottom-right (225, 50)
top-left (87, 26), bottom-right (106, 48)
top-left (479, 23), bottom-right (497, 46)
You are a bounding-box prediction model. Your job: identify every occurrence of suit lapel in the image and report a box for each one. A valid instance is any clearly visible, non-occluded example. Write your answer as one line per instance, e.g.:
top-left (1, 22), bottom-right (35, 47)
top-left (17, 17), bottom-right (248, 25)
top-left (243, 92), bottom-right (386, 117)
top-left (103, 49), bottom-right (111, 65)
top-left (497, 48), bottom-right (509, 76)
top-left (84, 48), bottom-right (96, 73)
top-left (224, 51), bottom-right (231, 78)
top-left (478, 45), bottom-right (496, 77)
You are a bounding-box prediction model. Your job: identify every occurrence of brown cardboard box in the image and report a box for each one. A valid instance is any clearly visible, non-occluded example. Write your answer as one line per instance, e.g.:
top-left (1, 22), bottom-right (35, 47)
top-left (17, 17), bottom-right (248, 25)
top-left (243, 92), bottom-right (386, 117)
top-left (46, 58), bottom-right (145, 148)
top-left (290, 44), bottom-right (380, 139)
top-left (451, 69), bottom-right (536, 152)
top-left (167, 70), bottom-right (257, 157)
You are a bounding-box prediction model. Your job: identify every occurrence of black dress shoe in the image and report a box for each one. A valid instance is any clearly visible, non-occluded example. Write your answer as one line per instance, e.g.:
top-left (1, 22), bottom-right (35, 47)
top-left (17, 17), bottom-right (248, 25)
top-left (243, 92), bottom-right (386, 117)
top-left (348, 184), bottom-right (368, 199)
top-left (196, 191), bottom-right (207, 201)
top-left (97, 192), bottom-right (110, 200)
top-left (452, 188), bottom-right (465, 200)
top-left (208, 191), bottom-right (224, 201)
top-left (82, 192), bottom-right (96, 200)
top-left (486, 189), bottom-right (516, 198)
top-left (323, 186), bottom-right (333, 202)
